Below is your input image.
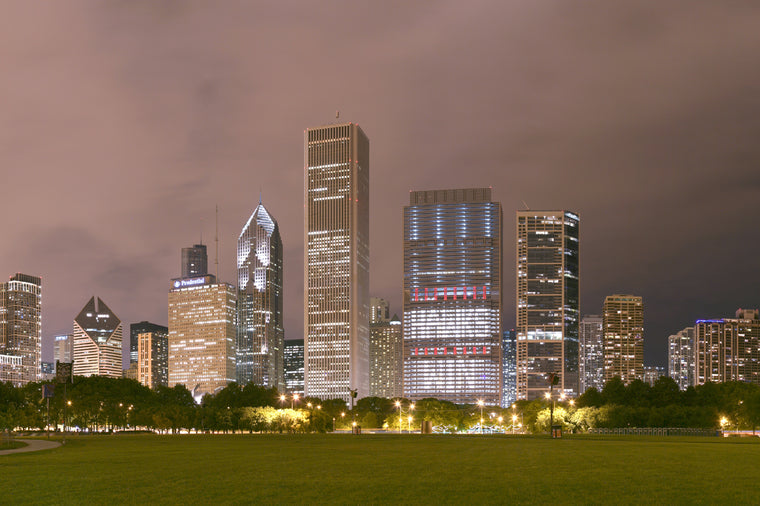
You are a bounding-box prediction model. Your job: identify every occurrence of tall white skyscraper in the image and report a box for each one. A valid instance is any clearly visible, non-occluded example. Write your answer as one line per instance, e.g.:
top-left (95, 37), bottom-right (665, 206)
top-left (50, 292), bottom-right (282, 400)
top-left (237, 200), bottom-right (284, 390)
top-left (304, 122), bottom-right (370, 401)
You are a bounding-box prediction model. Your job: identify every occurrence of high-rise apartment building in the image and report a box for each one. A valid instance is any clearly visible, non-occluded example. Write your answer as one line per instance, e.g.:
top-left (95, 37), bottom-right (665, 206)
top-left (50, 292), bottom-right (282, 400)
top-left (516, 211), bottom-right (580, 400)
top-left (237, 201), bottom-right (284, 390)
top-left (284, 339), bottom-right (305, 396)
top-left (602, 295), bottom-right (644, 384)
top-left (502, 329), bottom-right (517, 408)
top-left (0, 273), bottom-right (41, 386)
top-left (579, 315), bottom-right (605, 393)
top-left (304, 122), bottom-right (370, 402)
top-left (53, 334), bottom-right (73, 364)
top-left (695, 309), bottom-right (760, 386)
top-left (130, 321), bottom-right (167, 365)
top-left (403, 188), bottom-right (502, 405)
top-left (181, 244), bottom-right (208, 279)
top-left (138, 329), bottom-right (168, 389)
top-left (168, 274), bottom-right (236, 400)
top-left (370, 314), bottom-right (403, 399)
top-left (72, 296), bottom-right (123, 378)
top-left (668, 326), bottom-right (695, 390)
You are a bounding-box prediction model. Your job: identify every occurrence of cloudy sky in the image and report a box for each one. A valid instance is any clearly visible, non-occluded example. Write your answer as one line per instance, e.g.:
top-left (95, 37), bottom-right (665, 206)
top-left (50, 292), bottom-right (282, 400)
top-left (2, 1), bottom-right (758, 367)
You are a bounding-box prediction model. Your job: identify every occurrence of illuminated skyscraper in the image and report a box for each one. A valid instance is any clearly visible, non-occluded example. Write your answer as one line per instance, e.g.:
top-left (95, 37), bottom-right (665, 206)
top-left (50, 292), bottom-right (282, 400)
top-left (502, 329), bottom-right (517, 407)
top-left (72, 296), bottom-right (123, 378)
top-left (668, 326), bottom-right (695, 390)
top-left (130, 321), bottom-right (167, 365)
top-left (168, 274), bottom-right (236, 400)
top-left (53, 334), bottom-right (73, 364)
top-left (370, 297), bottom-right (390, 325)
top-left (516, 211), bottom-right (579, 400)
top-left (182, 244), bottom-right (208, 278)
top-left (284, 339), bottom-right (304, 396)
top-left (403, 188), bottom-right (502, 405)
top-left (370, 314), bottom-right (403, 399)
top-left (0, 273), bottom-right (42, 386)
top-left (304, 122), bottom-right (370, 402)
top-left (237, 201), bottom-right (284, 390)
top-left (579, 315), bottom-right (604, 393)
top-left (695, 309), bottom-right (760, 385)
top-left (602, 295), bottom-right (644, 383)
top-left (138, 329), bottom-right (168, 389)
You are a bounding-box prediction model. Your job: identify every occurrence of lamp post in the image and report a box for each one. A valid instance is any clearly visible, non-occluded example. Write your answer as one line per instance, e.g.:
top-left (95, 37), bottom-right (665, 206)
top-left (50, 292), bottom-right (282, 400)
top-left (395, 400), bottom-right (402, 434)
top-left (292, 393), bottom-right (299, 410)
top-left (477, 400), bottom-right (485, 434)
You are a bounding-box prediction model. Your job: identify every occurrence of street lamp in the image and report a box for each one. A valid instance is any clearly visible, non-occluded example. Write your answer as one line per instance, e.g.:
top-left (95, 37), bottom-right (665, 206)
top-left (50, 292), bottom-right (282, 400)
top-left (407, 415), bottom-right (413, 433)
top-left (395, 400), bottom-right (402, 434)
top-left (512, 414), bottom-right (518, 434)
top-left (477, 400), bottom-right (485, 434)
top-left (292, 393), bottom-right (299, 409)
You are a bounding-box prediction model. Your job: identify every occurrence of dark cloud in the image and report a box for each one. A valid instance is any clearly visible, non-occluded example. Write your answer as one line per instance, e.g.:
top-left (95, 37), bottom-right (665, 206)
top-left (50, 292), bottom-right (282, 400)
top-left (1, 1), bottom-right (759, 367)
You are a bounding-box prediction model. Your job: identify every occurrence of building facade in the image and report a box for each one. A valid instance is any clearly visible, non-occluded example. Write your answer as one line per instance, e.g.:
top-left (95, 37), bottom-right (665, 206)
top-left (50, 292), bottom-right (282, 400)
top-left (602, 295), bottom-right (644, 384)
top-left (668, 326), bottom-right (695, 390)
top-left (181, 244), bottom-right (208, 278)
top-left (72, 296), bottom-right (123, 378)
top-left (579, 315), bottom-right (605, 393)
top-left (130, 321), bottom-right (168, 365)
top-left (502, 329), bottom-right (517, 408)
top-left (138, 329), bottom-right (169, 389)
top-left (54, 334), bottom-right (73, 364)
top-left (0, 273), bottom-right (42, 386)
top-left (403, 188), bottom-right (502, 405)
top-left (237, 201), bottom-right (284, 390)
top-left (370, 314), bottom-right (403, 399)
top-left (643, 365), bottom-right (666, 386)
top-left (304, 122), bottom-right (370, 401)
top-left (370, 297), bottom-right (390, 325)
top-left (516, 211), bottom-right (580, 400)
top-left (695, 309), bottom-right (760, 385)
top-left (284, 339), bottom-right (305, 396)
top-left (168, 274), bottom-right (236, 400)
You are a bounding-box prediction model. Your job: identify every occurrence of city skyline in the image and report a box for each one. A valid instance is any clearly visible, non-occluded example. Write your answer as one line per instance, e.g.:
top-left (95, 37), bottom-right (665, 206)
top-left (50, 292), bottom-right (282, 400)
top-left (2, 3), bottom-right (758, 370)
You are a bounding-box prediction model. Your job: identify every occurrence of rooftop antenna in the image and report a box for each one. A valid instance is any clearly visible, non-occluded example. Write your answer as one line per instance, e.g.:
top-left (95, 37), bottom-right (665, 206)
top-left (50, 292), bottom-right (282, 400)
top-left (199, 217), bottom-right (204, 245)
top-left (259, 187), bottom-right (262, 206)
top-left (215, 204), bottom-right (219, 278)
top-left (336, 110), bottom-right (340, 119)
top-left (521, 200), bottom-right (530, 210)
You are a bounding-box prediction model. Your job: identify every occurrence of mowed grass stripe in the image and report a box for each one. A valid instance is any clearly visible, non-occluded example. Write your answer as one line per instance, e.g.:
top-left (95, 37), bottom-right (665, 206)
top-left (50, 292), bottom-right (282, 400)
top-left (2, 434), bottom-right (758, 504)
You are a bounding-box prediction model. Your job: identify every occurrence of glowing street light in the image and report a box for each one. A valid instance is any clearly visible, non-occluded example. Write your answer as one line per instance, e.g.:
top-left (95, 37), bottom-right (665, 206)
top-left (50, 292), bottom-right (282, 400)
top-left (395, 400), bottom-right (402, 434)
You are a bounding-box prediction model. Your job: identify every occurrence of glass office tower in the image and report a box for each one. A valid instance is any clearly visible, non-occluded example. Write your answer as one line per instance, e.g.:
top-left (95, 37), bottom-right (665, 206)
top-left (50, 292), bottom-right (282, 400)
top-left (72, 296), bottom-right (123, 378)
top-left (237, 201), bottom-right (284, 390)
top-left (602, 294), bottom-right (643, 384)
top-left (516, 211), bottom-right (579, 400)
top-left (304, 122), bottom-right (370, 402)
top-left (403, 188), bottom-right (502, 405)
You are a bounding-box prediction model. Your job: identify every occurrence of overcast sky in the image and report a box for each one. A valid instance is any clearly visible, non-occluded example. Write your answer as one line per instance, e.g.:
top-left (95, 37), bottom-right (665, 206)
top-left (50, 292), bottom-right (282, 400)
top-left (2, 1), bottom-right (758, 368)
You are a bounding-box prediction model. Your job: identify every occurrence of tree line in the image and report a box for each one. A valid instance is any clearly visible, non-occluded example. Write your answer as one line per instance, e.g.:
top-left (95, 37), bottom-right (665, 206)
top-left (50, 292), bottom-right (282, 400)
top-left (2, 375), bottom-right (759, 434)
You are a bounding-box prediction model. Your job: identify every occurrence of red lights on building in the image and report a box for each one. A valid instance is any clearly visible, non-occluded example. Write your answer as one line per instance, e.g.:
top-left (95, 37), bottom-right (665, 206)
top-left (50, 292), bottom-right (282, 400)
top-left (413, 346), bottom-right (491, 356)
top-left (413, 286), bottom-right (490, 302)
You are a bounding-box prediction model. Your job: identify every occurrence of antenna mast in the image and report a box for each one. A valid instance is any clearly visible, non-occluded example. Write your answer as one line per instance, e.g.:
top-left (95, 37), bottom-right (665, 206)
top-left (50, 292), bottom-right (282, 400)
top-left (215, 204), bottom-right (219, 278)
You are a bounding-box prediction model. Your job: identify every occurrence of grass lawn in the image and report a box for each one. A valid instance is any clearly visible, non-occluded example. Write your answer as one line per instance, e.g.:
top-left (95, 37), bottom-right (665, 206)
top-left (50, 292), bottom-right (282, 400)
top-left (1, 434), bottom-right (758, 504)
top-left (0, 439), bottom-right (27, 450)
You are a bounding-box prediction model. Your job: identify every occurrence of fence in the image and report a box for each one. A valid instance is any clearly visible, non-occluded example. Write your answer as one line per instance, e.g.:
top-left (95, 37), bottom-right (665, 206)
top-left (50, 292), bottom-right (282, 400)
top-left (589, 427), bottom-right (718, 437)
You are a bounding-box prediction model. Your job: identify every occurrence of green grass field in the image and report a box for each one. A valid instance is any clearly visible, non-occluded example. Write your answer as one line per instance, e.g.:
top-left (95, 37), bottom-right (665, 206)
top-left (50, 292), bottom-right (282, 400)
top-left (2, 434), bottom-right (758, 504)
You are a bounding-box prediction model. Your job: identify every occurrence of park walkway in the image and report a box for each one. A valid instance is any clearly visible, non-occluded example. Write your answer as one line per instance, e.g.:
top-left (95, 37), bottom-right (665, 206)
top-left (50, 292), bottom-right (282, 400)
top-left (0, 439), bottom-right (61, 456)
